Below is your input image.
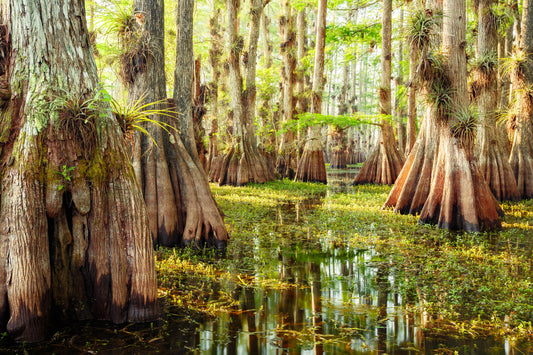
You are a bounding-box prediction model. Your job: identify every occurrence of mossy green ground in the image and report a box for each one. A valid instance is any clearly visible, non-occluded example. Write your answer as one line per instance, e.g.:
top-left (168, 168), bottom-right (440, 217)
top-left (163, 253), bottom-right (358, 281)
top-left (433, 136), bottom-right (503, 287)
top-left (157, 179), bottom-right (533, 346)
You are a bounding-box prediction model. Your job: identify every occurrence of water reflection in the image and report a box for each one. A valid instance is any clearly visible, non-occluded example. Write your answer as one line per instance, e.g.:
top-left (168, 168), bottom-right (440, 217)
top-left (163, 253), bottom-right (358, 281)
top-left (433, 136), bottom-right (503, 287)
top-left (197, 169), bottom-right (524, 355)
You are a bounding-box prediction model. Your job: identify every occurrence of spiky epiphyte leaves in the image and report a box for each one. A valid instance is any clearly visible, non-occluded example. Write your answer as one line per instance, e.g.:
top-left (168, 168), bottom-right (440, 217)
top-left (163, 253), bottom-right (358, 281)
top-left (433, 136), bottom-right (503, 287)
top-left (451, 106), bottom-right (478, 147)
top-left (97, 4), bottom-right (154, 85)
top-left (110, 95), bottom-right (177, 144)
top-left (470, 52), bottom-right (498, 100)
top-left (502, 49), bottom-right (529, 84)
top-left (55, 91), bottom-right (107, 159)
top-left (97, 3), bottom-right (137, 41)
top-left (406, 8), bottom-right (442, 52)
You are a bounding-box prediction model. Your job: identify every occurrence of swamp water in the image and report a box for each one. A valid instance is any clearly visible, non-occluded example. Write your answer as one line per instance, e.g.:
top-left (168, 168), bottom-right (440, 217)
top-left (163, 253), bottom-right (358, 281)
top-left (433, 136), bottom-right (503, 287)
top-left (2, 168), bottom-right (531, 354)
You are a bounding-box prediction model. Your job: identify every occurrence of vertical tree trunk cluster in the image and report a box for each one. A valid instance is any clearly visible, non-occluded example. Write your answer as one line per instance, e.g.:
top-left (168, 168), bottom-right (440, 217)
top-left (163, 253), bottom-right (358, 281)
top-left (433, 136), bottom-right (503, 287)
top-left (418, 0), bottom-right (502, 230)
top-left (276, 0), bottom-right (298, 179)
top-left (295, 0), bottom-right (328, 183)
top-left (127, 0), bottom-right (228, 248)
top-left (213, 0), bottom-right (274, 186)
top-left (207, 1), bottom-right (223, 180)
top-left (509, 0), bottom-right (533, 199)
top-left (0, 0), bottom-right (157, 342)
top-left (354, 0), bottom-right (404, 185)
top-left (475, 0), bottom-right (519, 201)
top-left (385, 3), bottom-right (443, 214)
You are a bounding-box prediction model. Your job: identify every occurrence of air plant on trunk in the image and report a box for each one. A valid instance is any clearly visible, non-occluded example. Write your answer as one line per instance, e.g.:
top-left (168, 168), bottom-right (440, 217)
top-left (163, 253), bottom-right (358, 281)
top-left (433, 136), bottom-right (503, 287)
top-left (469, 53), bottom-right (497, 101)
top-left (450, 106), bottom-right (478, 147)
top-left (111, 95), bottom-right (177, 144)
top-left (406, 8), bottom-right (442, 53)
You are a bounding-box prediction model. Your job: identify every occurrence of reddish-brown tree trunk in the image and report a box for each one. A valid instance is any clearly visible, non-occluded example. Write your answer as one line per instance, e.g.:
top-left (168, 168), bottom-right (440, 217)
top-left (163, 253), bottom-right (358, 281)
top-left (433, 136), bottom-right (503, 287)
top-left (0, 0), bottom-right (157, 342)
top-left (509, 0), bottom-right (533, 199)
top-left (419, 0), bottom-right (502, 231)
top-left (276, 0), bottom-right (298, 179)
top-left (475, 0), bottom-right (519, 201)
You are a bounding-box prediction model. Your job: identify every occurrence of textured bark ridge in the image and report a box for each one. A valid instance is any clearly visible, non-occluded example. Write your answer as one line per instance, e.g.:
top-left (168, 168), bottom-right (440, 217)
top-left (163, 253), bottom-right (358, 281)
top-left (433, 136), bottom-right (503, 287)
top-left (353, 0), bottom-right (404, 185)
top-left (295, 0), bottom-right (327, 184)
top-left (128, 0), bottom-right (228, 248)
top-left (215, 0), bottom-right (274, 186)
top-left (353, 123), bottom-right (404, 185)
top-left (508, 0), bottom-right (533, 199)
top-left (474, 0), bottom-right (519, 201)
top-left (418, 0), bottom-right (502, 231)
top-left (419, 131), bottom-right (503, 231)
top-left (383, 107), bottom-right (439, 213)
top-left (276, 2), bottom-right (298, 179)
top-left (0, 0), bottom-right (157, 342)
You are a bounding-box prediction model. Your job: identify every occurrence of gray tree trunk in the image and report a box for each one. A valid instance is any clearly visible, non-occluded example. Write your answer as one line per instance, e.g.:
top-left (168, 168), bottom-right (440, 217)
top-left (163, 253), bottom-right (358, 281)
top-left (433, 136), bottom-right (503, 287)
top-left (0, 0), bottom-right (157, 342)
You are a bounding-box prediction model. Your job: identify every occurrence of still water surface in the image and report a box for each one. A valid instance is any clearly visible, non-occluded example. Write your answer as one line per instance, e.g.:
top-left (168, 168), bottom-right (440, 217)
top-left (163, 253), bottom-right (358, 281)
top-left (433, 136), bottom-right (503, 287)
top-left (2, 168), bottom-right (530, 354)
top-left (195, 169), bottom-right (528, 354)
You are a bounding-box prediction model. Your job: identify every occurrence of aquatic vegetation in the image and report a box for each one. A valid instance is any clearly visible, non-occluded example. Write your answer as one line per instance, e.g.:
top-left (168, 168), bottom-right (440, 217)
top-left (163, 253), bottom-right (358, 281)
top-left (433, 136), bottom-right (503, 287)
top-left (202, 179), bottom-right (533, 348)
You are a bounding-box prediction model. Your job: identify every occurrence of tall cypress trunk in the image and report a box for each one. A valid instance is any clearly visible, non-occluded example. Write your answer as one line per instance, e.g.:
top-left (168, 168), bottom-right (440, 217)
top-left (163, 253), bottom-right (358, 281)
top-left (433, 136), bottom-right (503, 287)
top-left (173, 0), bottom-right (228, 247)
top-left (276, 0), bottom-right (298, 178)
top-left (127, 0), bottom-right (228, 247)
top-left (295, 0), bottom-right (327, 183)
top-left (475, 0), bottom-right (519, 201)
top-left (215, 0), bottom-right (274, 186)
top-left (354, 0), bottom-right (404, 185)
top-left (330, 59), bottom-right (349, 169)
top-left (0, 0), bottom-right (157, 342)
top-left (384, 1), bottom-right (442, 214)
top-left (395, 6), bottom-right (406, 156)
top-left (207, 2), bottom-right (223, 179)
top-left (508, 0), bottom-right (533, 199)
top-left (129, 0), bottom-right (180, 246)
top-left (418, 0), bottom-right (502, 231)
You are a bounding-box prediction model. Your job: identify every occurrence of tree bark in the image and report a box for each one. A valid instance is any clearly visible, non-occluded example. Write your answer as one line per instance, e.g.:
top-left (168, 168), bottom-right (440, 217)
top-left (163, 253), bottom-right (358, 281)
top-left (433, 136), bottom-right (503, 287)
top-left (418, 0), bottom-right (502, 231)
top-left (207, 2), bottom-right (223, 179)
top-left (354, 0), bottom-right (404, 185)
top-left (384, 1), bottom-right (441, 213)
top-left (475, 0), bottom-right (519, 201)
top-left (295, 0), bottom-right (327, 183)
top-left (276, 0), bottom-right (298, 178)
top-left (508, 0), bottom-right (533, 199)
top-left (216, 0), bottom-right (274, 186)
top-left (0, 0), bottom-right (157, 342)
top-left (128, 0), bottom-right (180, 246)
top-left (127, 0), bottom-right (228, 248)
top-left (173, 0), bottom-right (228, 247)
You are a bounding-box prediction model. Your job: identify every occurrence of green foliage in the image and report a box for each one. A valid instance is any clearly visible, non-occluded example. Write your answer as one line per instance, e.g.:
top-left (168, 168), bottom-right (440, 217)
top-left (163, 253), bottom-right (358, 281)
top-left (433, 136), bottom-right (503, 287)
top-left (257, 65), bottom-right (281, 101)
top-left (110, 95), bottom-right (178, 145)
top-left (95, 2), bottom-right (136, 40)
top-left (206, 179), bottom-right (533, 337)
top-left (501, 49), bottom-right (529, 81)
top-left (471, 52), bottom-right (498, 74)
top-left (56, 165), bottom-right (75, 191)
top-left (450, 106), bottom-right (478, 145)
top-left (406, 8), bottom-right (442, 52)
top-left (326, 22), bottom-right (382, 45)
top-left (279, 112), bottom-right (390, 134)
